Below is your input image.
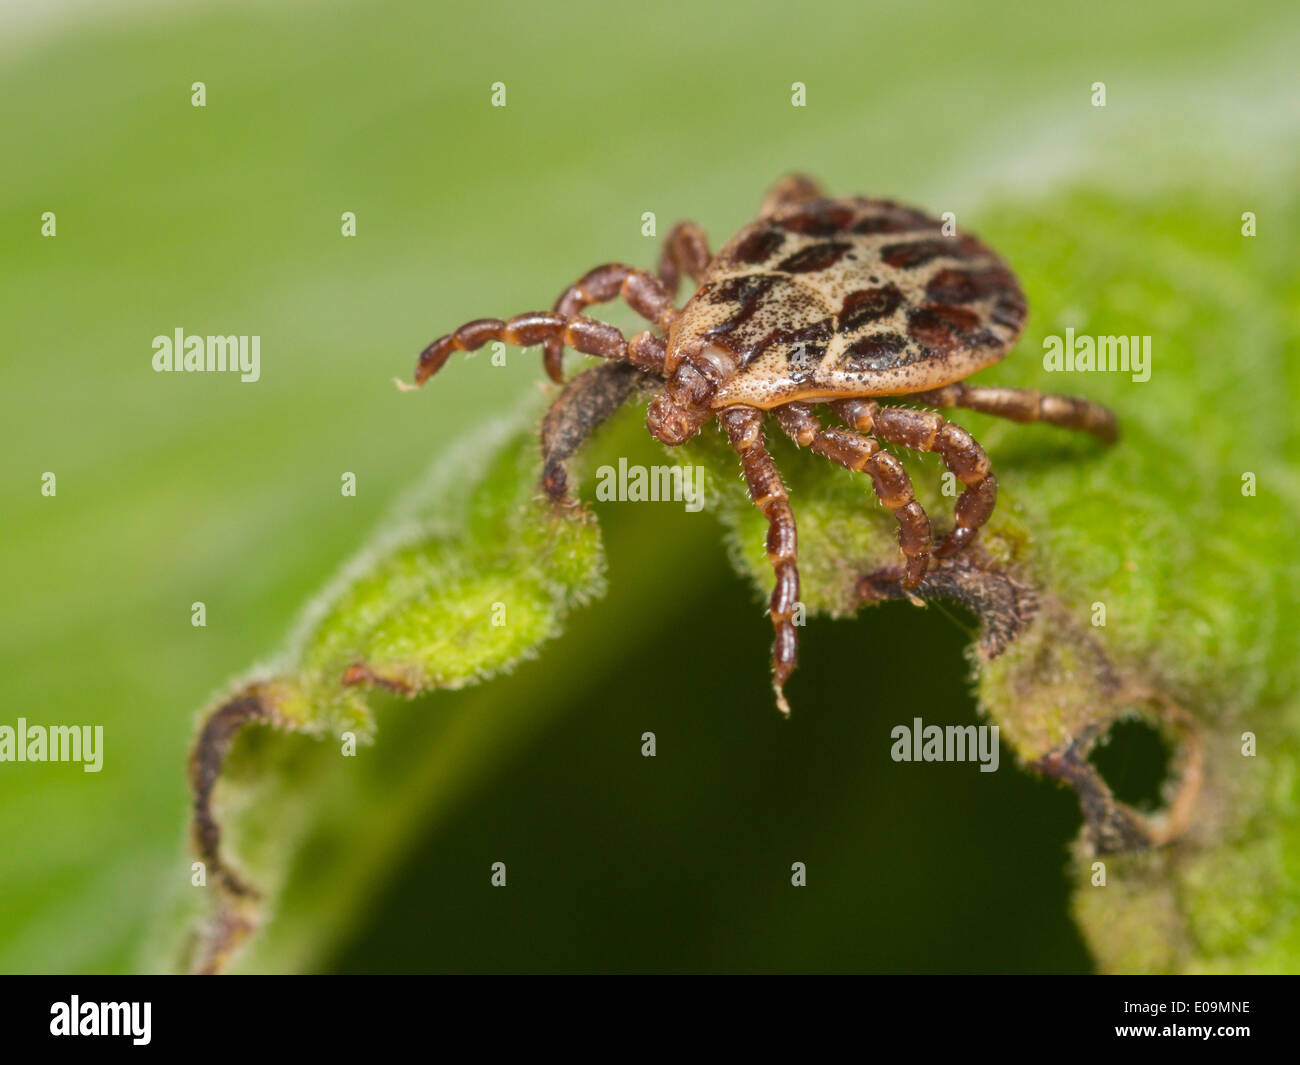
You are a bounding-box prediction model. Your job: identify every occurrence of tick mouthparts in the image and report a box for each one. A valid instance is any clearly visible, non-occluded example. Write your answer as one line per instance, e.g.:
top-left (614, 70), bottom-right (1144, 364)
top-left (393, 377), bottom-right (421, 392)
top-left (646, 392), bottom-right (710, 445)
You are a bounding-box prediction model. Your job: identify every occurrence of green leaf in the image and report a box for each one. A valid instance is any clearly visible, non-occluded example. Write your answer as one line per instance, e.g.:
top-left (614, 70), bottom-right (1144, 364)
top-left (161, 409), bottom-right (612, 970)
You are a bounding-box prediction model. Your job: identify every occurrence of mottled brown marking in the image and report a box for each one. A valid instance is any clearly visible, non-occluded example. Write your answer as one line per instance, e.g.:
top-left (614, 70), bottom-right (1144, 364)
top-left (926, 267), bottom-right (1002, 304)
top-left (732, 227), bottom-right (786, 264)
top-left (843, 332), bottom-right (909, 370)
top-left (776, 241), bottom-right (852, 273)
top-left (881, 237), bottom-right (970, 270)
top-left (839, 284), bottom-right (905, 331)
top-left (907, 305), bottom-right (978, 352)
top-left (703, 274), bottom-right (781, 325)
top-left (777, 205), bottom-right (855, 236)
top-left (851, 215), bottom-right (921, 235)
top-left (765, 318), bottom-right (834, 367)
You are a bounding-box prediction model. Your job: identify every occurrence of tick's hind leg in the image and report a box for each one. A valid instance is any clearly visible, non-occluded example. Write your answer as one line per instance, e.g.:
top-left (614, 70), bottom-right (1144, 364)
top-left (541, 264), bottom-right (678, 383)
top-left (832, 399), bottom-right (995, 560)
top-left (911, 383), bottom-right (1119, 444)
top-left (718, 406), bottom-right (801, 715)
top-left (540, 358), bottom-right (659, 504)
top-left (773, 403), bottom-right (932, 588)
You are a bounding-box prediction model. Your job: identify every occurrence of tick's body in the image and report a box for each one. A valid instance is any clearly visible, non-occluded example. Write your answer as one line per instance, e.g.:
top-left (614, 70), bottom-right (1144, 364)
top-left (666, 193), bottom-right (1025, 409)
top-left (413, 176), bottom-right (1117, 712)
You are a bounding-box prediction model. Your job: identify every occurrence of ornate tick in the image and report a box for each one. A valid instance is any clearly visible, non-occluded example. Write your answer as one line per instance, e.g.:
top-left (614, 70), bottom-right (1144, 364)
top-left (411, 175), bottom-right (1117, 713)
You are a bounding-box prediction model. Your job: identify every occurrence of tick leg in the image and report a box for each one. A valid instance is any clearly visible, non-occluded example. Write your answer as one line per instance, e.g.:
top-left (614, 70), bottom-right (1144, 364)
top-left (540, 264), bottom-right (678, 383)
top-left (759, 174), bottom-right (825, 217)
top-left (774, 402), bottom-right (932, 589)
top-left (540, 358), bottom-right (659, 503)
top-left (657, 221), bottom-right (713, 296)
top-left (719, 405), bottom-right (801, 716)
top-left (414, 312), bottom-right (657, 386)
top-left (832, 399), bottom-right (995, 560)
top-left (909, 383), bottom-right (1119, 444)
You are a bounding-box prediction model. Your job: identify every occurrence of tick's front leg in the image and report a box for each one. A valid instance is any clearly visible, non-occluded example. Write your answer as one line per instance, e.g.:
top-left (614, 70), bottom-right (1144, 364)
top-left (540, 357), bottom-right (660, 504)
top-left (413, 311), bottom-right (655, 386)
top-left (541, 264), bottom-right (678, 382)
top-left (657, 221), bottom-right (713, 295)
top-left (758, 174), bottom-right (826, 217)
top-left (718, 405), bottom-right (801, 715)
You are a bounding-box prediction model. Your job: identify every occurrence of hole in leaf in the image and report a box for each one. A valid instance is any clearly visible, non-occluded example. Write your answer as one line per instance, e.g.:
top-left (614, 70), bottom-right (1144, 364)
top-left (1087, 717), bottom-right (1172, 810)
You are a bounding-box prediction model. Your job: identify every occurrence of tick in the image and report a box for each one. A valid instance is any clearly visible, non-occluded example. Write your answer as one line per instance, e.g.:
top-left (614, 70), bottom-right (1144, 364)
top-left (410, 175), bottom-right (1117, 713)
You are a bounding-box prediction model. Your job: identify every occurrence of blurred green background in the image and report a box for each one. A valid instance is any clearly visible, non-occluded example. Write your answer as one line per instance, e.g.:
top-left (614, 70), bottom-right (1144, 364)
top-left (2, 0), bottom-right (1295, 972)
